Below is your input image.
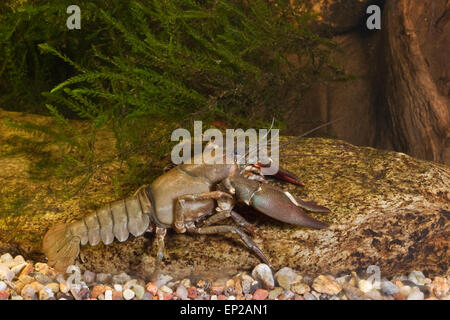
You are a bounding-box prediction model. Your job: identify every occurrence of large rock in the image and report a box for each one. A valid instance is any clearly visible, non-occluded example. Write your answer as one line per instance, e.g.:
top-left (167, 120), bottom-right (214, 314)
top-left (0, 110), bottom-right (448, 280)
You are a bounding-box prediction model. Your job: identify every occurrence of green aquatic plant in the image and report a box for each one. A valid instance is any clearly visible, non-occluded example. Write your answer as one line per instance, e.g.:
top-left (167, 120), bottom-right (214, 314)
top-left (5, 0), bottom-right (343, 196)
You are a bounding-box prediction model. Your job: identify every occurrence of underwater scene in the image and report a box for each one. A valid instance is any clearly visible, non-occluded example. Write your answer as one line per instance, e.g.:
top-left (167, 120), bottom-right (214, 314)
top-left (0, 0), bottom-right (448, 303)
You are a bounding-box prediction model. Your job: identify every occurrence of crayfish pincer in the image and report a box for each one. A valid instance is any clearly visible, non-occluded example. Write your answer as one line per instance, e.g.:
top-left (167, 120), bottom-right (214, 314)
top-left (42, 160), bottom-right (331, 273)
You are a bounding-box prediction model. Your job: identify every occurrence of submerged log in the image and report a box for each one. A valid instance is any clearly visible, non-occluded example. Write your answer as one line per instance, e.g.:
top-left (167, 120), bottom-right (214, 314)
top-left (0, 109), bottom-right (448, 280)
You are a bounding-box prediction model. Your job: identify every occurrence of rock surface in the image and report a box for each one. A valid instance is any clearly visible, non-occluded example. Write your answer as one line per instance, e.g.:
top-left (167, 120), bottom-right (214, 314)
top-left (0, 109), bottom-right (449, 280)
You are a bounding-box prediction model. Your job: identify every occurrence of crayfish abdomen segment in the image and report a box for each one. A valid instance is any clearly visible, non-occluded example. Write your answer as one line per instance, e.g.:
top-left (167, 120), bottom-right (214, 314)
top-left (42, 187), bottom-right (153, 272)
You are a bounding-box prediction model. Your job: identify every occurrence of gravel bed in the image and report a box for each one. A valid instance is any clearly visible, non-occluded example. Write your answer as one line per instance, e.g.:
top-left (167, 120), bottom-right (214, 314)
top-left (0, 253), bottom-right (448, 300)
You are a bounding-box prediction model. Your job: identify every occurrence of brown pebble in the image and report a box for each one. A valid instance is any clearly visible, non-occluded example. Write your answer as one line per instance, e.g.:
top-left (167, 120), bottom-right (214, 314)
top-left (112, 290), bottom-right (123, 300)
top-left (253, 289), bottom-right (269, 300)
top-left (145, 282), bottom-right (158, 296)
top-left (432, 277), bottom-right (449, 298)
top-left (90, 285), bottom-right (105, 299)
top-left (342, 283), bottom-right (368, 300)
top-left (312, 275), bottom-right (342, 295)
top-left (211, 286), bottom-right (224, 295)
top-left (19, 264), bottom-right (34, 277)
top-left (392, 292), bottom-right (404, 300)
top-left (234, 279), bottom-right (243, 297)
top-left (218, 294), bottom-right (227, 300)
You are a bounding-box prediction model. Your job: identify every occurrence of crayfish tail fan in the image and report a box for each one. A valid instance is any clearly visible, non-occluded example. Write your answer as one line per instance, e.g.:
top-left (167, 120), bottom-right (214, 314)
top-left (42, 224), bottom-right (80, 272)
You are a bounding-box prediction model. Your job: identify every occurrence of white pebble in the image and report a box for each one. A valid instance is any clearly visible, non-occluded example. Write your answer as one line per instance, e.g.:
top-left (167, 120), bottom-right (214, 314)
top-left (104, 290), bottom-right (113, 300)
top-left (227, 295), bottom-right (236, 300)
top-left (399, 285), bottom-right (412, 297)
top-left (358, 280), bottom-right (373, 293)
top-left (176, 285), bottom-right (188, 300)
top-left (0, 264), bottom-right (14, 282)
top-left (11, 262), bottom-right (28, 275)
top-left (0, 281), bottom-right (6, 291)
top-left (13, 255), bottom-right (25, 264)
top-left (408, 271), bottom-right (426, 286)
top-left (0, 253), bottom-right (13, 263)
top-left (407, 288), bottom-right (424, 300)
top-left (210, 295), bottom-right (218, 300)
top-left (123, 289), bottom-right (135, 300)
top-left (114, 284), bottom-right (123, 292)
top-left (160, 285), bottom-right (173, 294)
top-left (155, 274), bottom-right (173, 288)
top-left (252, 264), bottom-right (274, 289)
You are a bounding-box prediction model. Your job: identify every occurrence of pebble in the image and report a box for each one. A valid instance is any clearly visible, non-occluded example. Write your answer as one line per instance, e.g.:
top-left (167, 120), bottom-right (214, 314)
top-left (234, 279), bottom-right (243, 297)
top-left (268, 287), bottom-right (283, 300)
top-left (176, 285), bottom-right (188, 300)
top-left (46, 282), bottom-right (60, 294)
top-left (365, 289), bottom-right (383, 300)
top-left (133, 285), bottom-right (145, 300)
top-left (399, 285), bottom-right (412, 298)
top-left (358, 279), bottom-right (373, 293)
top-left (160, 285), bottom-right (173, 294)
top-left (112, 290), bottom-right (123, 300)
top-left (19, 264), bottom-right (34, 277)
top-left (408, 271), bottom-right (426, 286)
top-left (96, 273), bottom-right (112, 284)
top-left (291, 282), bottom-right (310, 295)
top-left (83, 270), bottom-right (96, 284)
top-left (59, 281), bottom-right (70, 294)
top-left (145, 282), bottom-right (158, 296)
top-left (342, 283), bottom-right (368, 300)
top-left (155, 274), bottom-right (173, 288)
top-left (21, 284), bottom-right (37, 300)
top-left (312, 275), bottom-right (342, 295)
top-left (432, 277), bottom-right (449, 298)
top-left (142, 292), bottom-right (153, 300)
top-left (278, 290), bottom-right (295, 300)
top-left (34, 263), bottom-right (56, 279)
top-left (187, 286), bottom-right (197, 299)
top-left (90, 285), bottom-right (105, 299)
top-left (241, 279), bottom-right (252, 294)
top-left (303, 292), bottom-right (317, 300)
top-left (251, 264), bottom-right (274, 289)
top-left (104, 289), bottom-right (113, 300)
top-left (0, 264), bottom-right (14, 282)
top-left (34, 272), bottom-right (53, 285)
top-left (274, 267), bottom-right (300, 290)
top-left (180, 278), bottom-right (191, 288)
top-left (123, 288), bottom-right (135, 300)
top-left (0, 290), bottom-right (10, 300)
top-left (39, 287), bottom-right (54, 300)
top-left (407, 287), bottom-right (424, 300)
top-left (0, 253), bottom-right (13, 263)
top-left (380, 280), bottom-right (399, 295)
top-left (0, 251), bottom-right (447, 301)
top-left (14, 255), bottom-right (26, 264)
top-left (11, 263), bottom-right (28, 275)
top-left (252, 288), bottom-right (269, 300)
top-left (112, 272), bottom-right (131, 285)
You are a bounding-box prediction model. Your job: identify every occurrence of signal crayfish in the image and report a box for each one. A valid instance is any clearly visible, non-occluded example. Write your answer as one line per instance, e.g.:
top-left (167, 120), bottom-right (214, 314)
top-left (43, 138), bottom-right (332, 274)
